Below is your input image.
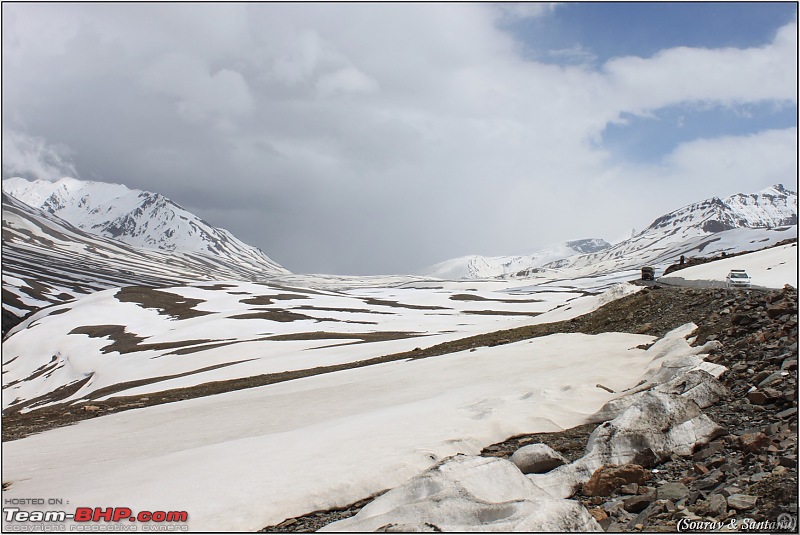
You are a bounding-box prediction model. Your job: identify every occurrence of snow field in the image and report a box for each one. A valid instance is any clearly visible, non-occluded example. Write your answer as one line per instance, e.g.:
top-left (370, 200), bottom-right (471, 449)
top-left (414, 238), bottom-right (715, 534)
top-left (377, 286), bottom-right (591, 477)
top-left (659, 242), bottom-right (797, 289)
top-left (3, 326), bottom-right (698, 531)
top-left (3, 279), bottom-right (607, 409)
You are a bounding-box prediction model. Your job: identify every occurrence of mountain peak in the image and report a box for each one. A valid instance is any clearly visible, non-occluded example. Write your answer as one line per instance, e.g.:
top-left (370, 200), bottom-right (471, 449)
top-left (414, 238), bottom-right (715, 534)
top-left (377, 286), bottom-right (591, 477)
top-left (2, 176), bottom-right (288, 274)
top-left (645, 185), bottom-right (797, 234)
top-left (423, 184), bottom-right (796, 280)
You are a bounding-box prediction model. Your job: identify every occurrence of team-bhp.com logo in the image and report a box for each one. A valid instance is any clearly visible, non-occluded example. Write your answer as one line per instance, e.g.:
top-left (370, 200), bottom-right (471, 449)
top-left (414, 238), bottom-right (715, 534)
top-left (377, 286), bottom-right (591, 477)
top-left (4, 506), bottom-right (189, 531)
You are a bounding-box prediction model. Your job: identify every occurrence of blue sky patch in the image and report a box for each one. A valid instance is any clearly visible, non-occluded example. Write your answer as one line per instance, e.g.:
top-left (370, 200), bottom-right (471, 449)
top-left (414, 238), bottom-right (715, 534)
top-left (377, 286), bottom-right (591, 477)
top-left (506, 2), bottom-right (798, 67)
top-left (599, 101), bottom-right (797, 163)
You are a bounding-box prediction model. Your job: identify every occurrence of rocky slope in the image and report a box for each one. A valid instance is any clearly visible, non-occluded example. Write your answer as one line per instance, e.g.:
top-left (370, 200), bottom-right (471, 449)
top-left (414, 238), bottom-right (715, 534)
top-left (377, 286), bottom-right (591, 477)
top-left (543, 184), bottom-right (797, 276)
top-left (261, 282), bottom-right (798, 532)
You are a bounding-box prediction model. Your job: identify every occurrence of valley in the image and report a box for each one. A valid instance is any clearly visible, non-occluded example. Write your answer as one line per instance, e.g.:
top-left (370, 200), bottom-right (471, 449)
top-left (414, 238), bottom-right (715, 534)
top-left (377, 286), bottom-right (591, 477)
top-left (1, 178), bottom-right (797, 532)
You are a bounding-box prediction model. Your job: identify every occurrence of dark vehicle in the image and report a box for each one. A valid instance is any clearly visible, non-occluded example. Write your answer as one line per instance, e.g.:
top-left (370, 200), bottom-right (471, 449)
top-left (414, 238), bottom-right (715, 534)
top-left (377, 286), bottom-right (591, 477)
top-left (641, 266), bottom-right (655, 281)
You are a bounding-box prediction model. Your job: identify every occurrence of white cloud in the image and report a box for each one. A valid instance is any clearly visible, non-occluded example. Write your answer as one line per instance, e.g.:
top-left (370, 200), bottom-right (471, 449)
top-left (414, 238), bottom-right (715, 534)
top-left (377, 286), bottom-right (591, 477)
top-left (494, 2), bottom-right (559, 21)
top-left (2, 130), bottom-right (79, 181)
top-left (662, 127), bottom-right (798, 191)
top-left (316, 66), bottom-right (379, 98)
top-left (141, 53), bottom-right (254, 123)
top-left (272, 29), bottom-right (324, 85)
top-left (602, 21), bottom-right (797, 114)
top-left (2, 3), bottom-right (796, 273)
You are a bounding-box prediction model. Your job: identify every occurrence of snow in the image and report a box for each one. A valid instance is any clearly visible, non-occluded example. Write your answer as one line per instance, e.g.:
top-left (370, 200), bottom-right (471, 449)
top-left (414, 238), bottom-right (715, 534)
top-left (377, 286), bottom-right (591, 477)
top-left (3, 277), bottom-right (621, 408)
top-left (321, 455), bottom-right (600, 531)
top-left (422, 185), bottom-right (796, 280)
top-left (3, 176), bottom-right (288, 273)
top-left (2, 178), bottom-right (797, 531)
top-left (530, 282), bottom-right (643, 324)
top-left (421, 239), bottom-right (611, 280)
top-left (1, 325), bottom-right (712, 532)
top-left (659, 242), bottom-right (798, 289)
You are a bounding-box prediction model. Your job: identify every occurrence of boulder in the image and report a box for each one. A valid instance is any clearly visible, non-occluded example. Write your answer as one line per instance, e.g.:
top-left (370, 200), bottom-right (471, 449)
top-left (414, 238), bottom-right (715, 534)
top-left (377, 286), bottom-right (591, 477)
top-left (706, 493), bottom-right (727, 518)
top-left (738, 432), bottom-right (771, 454)
top-left (530, 391), bottom-right (725, 500)
top-left (726, 494), bottom-right (758, 511)
top-left (510, 444), bottom-right (568, 474)
top-left (657, 482), bottom-right (689, 501)
top-left (582, 464), bottom-right (650, 497)
top-left (623, 494), bottom-right (654, 514)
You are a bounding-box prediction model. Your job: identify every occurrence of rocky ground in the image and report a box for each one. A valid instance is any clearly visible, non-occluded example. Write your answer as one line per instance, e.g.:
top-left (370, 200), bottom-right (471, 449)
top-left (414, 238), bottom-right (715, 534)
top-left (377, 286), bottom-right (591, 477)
top-left (262, 284), bottom-right (798, 532)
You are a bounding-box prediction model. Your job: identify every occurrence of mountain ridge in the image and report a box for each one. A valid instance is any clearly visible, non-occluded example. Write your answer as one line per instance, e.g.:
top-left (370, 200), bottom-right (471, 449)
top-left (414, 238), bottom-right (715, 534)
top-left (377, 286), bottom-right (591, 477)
top-left (423, 184), bottom-right (797, 279)
top-left (1, 188), bottom-right (288, 334)
top-left (2, 176), bottom-right (287, 273)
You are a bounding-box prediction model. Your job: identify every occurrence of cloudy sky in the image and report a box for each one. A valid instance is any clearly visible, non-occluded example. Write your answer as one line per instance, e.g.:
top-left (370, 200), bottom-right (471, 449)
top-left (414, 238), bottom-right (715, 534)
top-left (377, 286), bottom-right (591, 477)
top-left (2, 2), bottom-right (797, 275)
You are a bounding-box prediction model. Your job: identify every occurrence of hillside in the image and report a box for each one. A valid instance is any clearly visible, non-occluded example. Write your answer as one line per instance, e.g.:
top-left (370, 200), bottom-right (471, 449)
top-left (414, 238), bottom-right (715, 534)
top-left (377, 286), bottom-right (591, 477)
top-left (1, 192), bottom-right (286, 334)
top-left (3, 176), bottom-right (287, 272)
top-left (543, 184), bottom-right (797, 276)
top-left (423, 239), bottom-right (611, 279)
top-left (424, 185), bottom-right (797, 280)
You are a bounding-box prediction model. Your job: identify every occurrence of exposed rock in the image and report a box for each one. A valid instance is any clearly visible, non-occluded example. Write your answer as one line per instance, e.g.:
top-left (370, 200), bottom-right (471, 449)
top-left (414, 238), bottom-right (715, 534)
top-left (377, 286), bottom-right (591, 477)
top-left (706, 493), bottom-right (727, 518)
top-left (692, 440), bottom-right (724, 462)
top-left (622, 494), bottom-right (654, 514)
top-left (510, 443), bottom-right (568, 474)
top-left (530, 390), bottom-right (725, 500)
top-left (726, 493), bottom-right (758, 511)
top-left (738, 432), bottom-right (771, 454)
top-left (767, 304), bottom-right (794, 319)
top-left (747, 390), bottom-right (770, 405)
top-left (656, 482), bottom-right (689, 501)
top-left (583, 464), bottom-right (650, 497)
top-left (588, 507), bottom-right (608, 522)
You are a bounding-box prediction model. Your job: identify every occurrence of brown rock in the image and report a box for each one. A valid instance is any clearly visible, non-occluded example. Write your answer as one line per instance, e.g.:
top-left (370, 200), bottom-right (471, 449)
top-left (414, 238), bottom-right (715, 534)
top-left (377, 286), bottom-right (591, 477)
top-left (583, 464), bottom-right (651, 497)
top-left (623, 494), bottom-right (654, 514)
top-left (738, 432), bottom-right (771, 454)
top-left (588, 507), bottom-right (608, 522)
top-left (620, 483), bottom-right (639, 494)
top-left (747, 390), bottom-right (769, 405)
top-left (693, 463), bottom-right (709, 475)
top-left (767, 304), bottom-right (793, 319)
top-left (692, 441), bottom-right (724, 462)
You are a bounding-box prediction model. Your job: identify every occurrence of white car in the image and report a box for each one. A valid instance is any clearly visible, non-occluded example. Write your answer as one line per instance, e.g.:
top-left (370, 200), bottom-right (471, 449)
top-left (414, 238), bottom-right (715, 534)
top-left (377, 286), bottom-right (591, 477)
top-left (726, 269), bottom-right (751, 289)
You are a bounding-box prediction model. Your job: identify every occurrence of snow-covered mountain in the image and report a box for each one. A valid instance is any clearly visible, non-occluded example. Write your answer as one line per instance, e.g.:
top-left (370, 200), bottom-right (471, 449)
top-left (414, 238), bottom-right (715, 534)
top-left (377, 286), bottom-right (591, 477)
top-left (1, 187), bottom-right (288, 333)
top-left (644, 184), bottom-right (797, 235)
top-left (422, 239), bottom-right (612, 279)
top-left (424, 184), bottom-right (797, 280)
top-left (544, 184), bottom-right (797, 275)
top-left (2, 176), bottom-right (287, 273)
